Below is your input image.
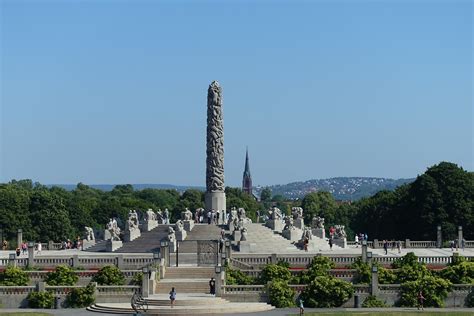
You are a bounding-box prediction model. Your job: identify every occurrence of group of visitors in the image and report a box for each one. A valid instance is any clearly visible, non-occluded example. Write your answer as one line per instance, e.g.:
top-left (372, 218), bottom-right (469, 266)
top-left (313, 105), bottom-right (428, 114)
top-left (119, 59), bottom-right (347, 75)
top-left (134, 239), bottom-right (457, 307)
top-left (450, 238), bottom-right (466, 251)
top-left (354, 233), bottom-right (368, 247)
top-left (61, 238), bottom-right (82, 250)
top-left (383, 239), bottom-right (402, 255)
top-left (194, 209), bottom-right (223, 225)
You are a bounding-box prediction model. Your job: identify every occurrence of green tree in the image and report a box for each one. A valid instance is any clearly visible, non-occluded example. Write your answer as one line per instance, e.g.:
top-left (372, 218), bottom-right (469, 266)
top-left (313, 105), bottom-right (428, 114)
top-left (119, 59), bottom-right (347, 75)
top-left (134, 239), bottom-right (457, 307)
top-left (399, 274), bottom-right (451, 307)
top-left (28, 291), bottom-right (54, 308)
top-left (45, 265), bottom-right (79, 286)
top-left (439, 257), bottom-right (474, 284)
top-left (301, 276), bottom-right (353, 308)
top-left (92, 265), bottom-right (125, 285)
top-left (66, 283), bottom-right (96, 308)
top-left (268, 280), bottom-right (295, 308)
top-left (301, 191), bottom-right (337, 226)
top-left (0, 266), bottom-right (29, 285)
top-left (258, 264), bottom-right (292, 284)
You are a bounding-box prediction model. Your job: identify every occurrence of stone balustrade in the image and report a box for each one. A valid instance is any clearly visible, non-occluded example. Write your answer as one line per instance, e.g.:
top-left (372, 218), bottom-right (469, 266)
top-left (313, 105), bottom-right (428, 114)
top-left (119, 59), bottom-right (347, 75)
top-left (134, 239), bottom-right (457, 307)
top-left (23, 270), bottom-right (141, 284)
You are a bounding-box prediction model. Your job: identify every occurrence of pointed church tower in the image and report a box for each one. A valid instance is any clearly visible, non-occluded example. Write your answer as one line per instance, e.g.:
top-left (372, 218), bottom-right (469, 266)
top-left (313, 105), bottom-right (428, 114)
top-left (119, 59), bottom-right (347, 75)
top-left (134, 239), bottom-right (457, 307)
top-left (242, 148), bottom-right (253, 194)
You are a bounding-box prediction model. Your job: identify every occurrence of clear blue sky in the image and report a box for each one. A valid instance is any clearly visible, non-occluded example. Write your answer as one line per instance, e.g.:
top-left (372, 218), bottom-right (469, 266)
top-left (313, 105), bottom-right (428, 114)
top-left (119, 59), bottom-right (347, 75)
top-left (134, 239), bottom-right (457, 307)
top-left (1, 0), bottom-right (472, 187)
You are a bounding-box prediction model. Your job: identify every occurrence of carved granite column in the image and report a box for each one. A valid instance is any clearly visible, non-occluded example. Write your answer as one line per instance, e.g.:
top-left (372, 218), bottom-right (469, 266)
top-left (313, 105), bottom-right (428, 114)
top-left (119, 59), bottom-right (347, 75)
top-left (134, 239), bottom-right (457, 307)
top-left (205, 81), bottom-right (226, 222)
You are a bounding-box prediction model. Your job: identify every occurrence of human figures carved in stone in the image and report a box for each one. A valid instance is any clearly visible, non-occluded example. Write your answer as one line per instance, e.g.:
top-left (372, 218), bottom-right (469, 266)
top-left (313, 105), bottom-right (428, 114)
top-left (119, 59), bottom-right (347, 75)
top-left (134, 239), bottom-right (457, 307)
top-left (302, 227), bottom-right (312, 241)
top-left (237, 207), bottom-right (246, 219)
top-left (145, 209), bottom-right (156, 221)
top-left (240, 227), bottom-right (248, 241)
top-left (175, 220), bottom-right (184, 232)
top-left (283, 217), bottom-right (295, 231)
top-left (311, 216), bottom-right (325, 229)
top-left (334, 225), bottom-right (347, 239)
top-left (126, 210), bottom-right (139, 231)
top-left (106, 218), bottom-right (121, 241)
top-left (270, 207), bottom-right (283, 220)
top-left (206, 81), bottom-right (225, 192)
top-left (181, 208), bottom-right (193, 221)
top-left (163, 209), bottom-right (169, 224)
top-left (291, 207), bottom-right (303, 220)
top-left (84, 226), bottom-right (94, 241)
top-left (167, 226), bottom-right (176, 243)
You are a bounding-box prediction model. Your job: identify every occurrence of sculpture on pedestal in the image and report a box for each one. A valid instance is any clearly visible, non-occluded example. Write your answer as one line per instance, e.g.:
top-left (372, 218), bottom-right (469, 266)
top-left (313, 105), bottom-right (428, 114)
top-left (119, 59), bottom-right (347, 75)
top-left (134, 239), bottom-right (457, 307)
top-left (283, 217), bottom-right (295, 231)
top-left (311, 216), bottom-right (325, 229)
top-left (181, 208), bottom-right (193, 221)
top-left (270, 207), bottom-right (283, 220)
top-left (145, 209), bottom-right (157, 221)
top-left (84, 226), bottom-right (94, 241)
top-left (291, 207), bottom-right (303, 220)
top-left (106, 218), bottom-right (121, 241)
top-left (126, 210), bottom-right (139, 231)
top-left (175, 220), bottom-right (184, 232)
top-left (167, 227), bottom-right (176, 243)
top-left (334, 225), bottom-right (347, 239)
top-left (205, 81), bottom-right (226, 214)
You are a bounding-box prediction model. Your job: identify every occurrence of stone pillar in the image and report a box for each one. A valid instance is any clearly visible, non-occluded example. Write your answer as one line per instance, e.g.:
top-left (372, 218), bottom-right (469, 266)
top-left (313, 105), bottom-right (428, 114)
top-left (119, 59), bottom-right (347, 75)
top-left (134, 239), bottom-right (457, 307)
top-left (116, 254), bottom-right (124, 269)
top-left (72, 254), bottom-right (79, 268)
top-left (17, 229), bottom-right (23, 248)
top-left (405, 239), bottom-right (411, 248)
top-left (37, 281), bottom-right (46, 292)
top-left (48, 240), bottom-right (54, 250)
top-left (141, 267), bottom-right (150, 298)
top-left (271, 253), bottom-right (277, 264)
top-left (8, 253), bottom-right (16, 267)
top-left (361, 241), bottom-right (368, 263)
top-left (205, 81), bottom-right (226, 218)
top-left (437, 226), bottom-right (442, 248)
top-left (370, 265), bottom-right (379, 296)
top-left (458, 226), bottom-right (462, 251)
top-left (215, 267), bottom-right (225, 296)
top-left (27, 242), bottom-right (35, 267)
top-left (373, 239), bottom-right (378, 249)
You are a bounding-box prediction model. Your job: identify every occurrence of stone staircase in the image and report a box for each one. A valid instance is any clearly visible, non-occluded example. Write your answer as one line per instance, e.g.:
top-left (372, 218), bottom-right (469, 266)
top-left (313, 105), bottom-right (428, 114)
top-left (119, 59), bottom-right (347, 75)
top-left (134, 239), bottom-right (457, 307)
top-left (236, 223), bottom-right (303, 253)
top-left (156, 266), bottom-right (214, 294)
top-left (176, 224), bottom-right (222, 253)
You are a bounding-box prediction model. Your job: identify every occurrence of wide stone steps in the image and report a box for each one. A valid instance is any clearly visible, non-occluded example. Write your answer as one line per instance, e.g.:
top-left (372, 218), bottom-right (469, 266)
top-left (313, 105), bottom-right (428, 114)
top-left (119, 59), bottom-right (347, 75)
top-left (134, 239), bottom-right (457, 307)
top-left (87, 293), bottom-right (274, 315)
top-left (115, 225), bottom-right (170, 253)
top-left (156, 279), bottom-right (210, 293)
top-left (165, 267), bottom-right (214, 279)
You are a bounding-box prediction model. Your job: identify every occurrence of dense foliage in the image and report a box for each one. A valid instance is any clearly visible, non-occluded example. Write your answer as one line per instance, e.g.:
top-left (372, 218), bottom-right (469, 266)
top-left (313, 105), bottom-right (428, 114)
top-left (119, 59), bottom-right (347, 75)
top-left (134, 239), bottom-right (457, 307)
top-left (258, 263), bottom-right (292, 284)
top-left (0, 162), bottom-right (471, 242)
top-left (225, 266), bottom-right (255, 285)
top-left (399, 275), bottom-right (451, 307)
top-left (0, 266), bottom-right (29, 286)
top-left (45, 265), bottom-right (78, 286)
top-left (91, 265), bottom-right (125, 285)
top-left (27, 291), bottom-right (54, 308)
top-left (301, 276), bottom-right (354, 308)
top-left (362, 295), bottom-right (387, 308)
top-left (66, 283), bottom-right (96, 308)
top-left (439, 257), bottom-right (474, 284)
top-left (268, 280), bottom-right (295, 308)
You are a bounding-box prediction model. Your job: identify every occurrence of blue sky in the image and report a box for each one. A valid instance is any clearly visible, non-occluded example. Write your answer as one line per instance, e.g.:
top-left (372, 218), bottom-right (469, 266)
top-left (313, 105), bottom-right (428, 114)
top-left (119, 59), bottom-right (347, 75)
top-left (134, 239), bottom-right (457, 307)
top-left (1, 0), bottom-right (472, 187)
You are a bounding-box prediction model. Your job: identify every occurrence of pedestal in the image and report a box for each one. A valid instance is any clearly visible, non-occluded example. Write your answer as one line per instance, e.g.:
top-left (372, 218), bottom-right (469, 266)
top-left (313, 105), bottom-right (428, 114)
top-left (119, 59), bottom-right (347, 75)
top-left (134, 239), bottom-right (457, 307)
top-left (266, 219), bottom-right (284, 232)
top-left (82, 239), bottom-right (96, 250)
top-left (333, 237), bottom-right (347, 248)
top-left (169, 240), bottom-right (177, 253)
top-left (312, 228), bottom-right (325, 239)
top-left (232, 230), bottom-right (241, 242)
top-left (205, 191), bottom-right (226, 224)
top-left (143, 220), bottom-right (158, 232)
top-left (104, 230), bottom-right (111, 241)
top-left (124, 229), bottom-right (141, 242)
top-left (183, 220), bottom-right (194, 232)
top-left (282, 228), bottom-right (302, 242)
top-left (106, 240), bottom-right (123, 252)
top-left (294, 218), bottom-right (304, 230)
top-left (176, 230), bottom-right (187, 241)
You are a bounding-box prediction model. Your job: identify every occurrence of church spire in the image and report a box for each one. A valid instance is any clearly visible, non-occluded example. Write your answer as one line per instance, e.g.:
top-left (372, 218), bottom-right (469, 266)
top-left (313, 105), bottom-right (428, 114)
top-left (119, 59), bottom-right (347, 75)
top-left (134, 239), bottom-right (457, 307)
top-left (242, 147), bottom-right (252, 194)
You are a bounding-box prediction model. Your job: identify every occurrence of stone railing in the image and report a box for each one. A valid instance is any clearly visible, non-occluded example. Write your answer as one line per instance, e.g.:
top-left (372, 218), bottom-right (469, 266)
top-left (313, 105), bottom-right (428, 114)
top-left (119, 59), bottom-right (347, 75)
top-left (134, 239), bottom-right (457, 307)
top-left (222, 285), bottom-right (265, 294)
top-left (2, 254), bottom-right (156, 270)
top-left (0, 285), bottom-right (36, 295)
top-left (25, 270), bottom-right (141, 284)
top-left (239, 268), bottom-right (357, 281)
top-left (95, 285), bottom-right (140, 295)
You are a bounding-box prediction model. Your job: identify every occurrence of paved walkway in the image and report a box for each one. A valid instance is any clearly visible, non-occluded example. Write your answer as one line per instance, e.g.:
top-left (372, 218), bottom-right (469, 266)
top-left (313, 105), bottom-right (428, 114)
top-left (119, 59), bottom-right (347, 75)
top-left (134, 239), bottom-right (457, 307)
top-left (1, 307), bottom-right (474, 315)
top-left (1, 247), bottom-right (473, 259)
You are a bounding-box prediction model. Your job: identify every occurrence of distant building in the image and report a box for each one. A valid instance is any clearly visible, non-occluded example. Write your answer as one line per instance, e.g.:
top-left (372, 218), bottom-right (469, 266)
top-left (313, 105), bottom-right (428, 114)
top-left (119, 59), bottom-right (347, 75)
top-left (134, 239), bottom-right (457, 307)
top-left (242, 148), bottom-right (252, 195)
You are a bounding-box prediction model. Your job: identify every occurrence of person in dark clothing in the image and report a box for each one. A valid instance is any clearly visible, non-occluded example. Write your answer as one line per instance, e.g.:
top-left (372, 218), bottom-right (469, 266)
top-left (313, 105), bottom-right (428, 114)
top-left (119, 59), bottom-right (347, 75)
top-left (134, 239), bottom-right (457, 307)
top-left (209, 277), bottom-right (216, 295)
top-left (383, 240), bottom-right (388, 255)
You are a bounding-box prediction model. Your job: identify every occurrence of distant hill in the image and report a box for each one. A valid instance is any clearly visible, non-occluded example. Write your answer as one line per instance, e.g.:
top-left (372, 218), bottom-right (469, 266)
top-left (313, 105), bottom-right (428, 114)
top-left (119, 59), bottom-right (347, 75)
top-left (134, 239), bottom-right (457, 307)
top-left (50, 177), bottom-right (413, 201)
top-left (49, 183), bottom-right (205, 193)
top-left (255, 177), bottom-right (414, 201)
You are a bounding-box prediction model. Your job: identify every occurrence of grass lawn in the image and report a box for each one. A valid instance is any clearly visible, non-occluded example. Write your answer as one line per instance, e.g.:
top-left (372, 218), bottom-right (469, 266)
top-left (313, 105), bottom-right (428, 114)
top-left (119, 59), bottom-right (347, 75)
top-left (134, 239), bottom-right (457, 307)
top-left (301, 313), bottom-right (473, 316)
top-left (0, 313), bottom-right (52, 316)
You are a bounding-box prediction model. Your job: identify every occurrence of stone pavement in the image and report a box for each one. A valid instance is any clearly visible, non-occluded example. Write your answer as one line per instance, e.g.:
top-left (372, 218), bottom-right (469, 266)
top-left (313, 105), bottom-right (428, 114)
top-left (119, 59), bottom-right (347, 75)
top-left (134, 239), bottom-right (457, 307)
top-left (1, 307), bottom-right (474, 315)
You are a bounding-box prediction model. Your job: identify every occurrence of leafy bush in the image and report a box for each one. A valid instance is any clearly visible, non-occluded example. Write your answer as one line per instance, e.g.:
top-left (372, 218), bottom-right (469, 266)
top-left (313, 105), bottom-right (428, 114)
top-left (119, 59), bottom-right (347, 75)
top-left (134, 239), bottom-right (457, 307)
top-left (258, 264), bottom-right (291, 284)
top-left (393, 252), bottom-right (430, 283)
top-left (0, 266), bottom-right (29, 285)
top-left (379, 266), bottom-right (397, 284)
top-left (362, 295), bottom-right (387, 307)
top-left (66, 283), bottom-right (95, 308)
top-left (45, 265), bottom-right (78, 285)
top-left (27, 291), bottom-right (54, 308)
top-left (440, 260), bottom-right (474, 284)
top-left (466, 289), bottom-right (474, 307)
top-left (399, 274), bottom-right (451, 307)
top-left (131, 272), bottom-right (143, 285)
top-left (91, 265), bottom-right (125, 285)
top-left (268, 280), bottom-right (295, 308)
top-left (350, 258), bottom-right (371, 284)
top-left (226, 267), bottom-right (255, 285)
top-left (301, 275), bottom-right (353, 307)
top-left (295, 256), bottom-right (335, 284)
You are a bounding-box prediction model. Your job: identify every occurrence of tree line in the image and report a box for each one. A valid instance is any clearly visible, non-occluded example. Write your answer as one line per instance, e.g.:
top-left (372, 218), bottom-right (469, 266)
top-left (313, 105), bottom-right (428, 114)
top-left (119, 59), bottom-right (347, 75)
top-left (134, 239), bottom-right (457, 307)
top-left (0, 161), bottom-right (472, 244)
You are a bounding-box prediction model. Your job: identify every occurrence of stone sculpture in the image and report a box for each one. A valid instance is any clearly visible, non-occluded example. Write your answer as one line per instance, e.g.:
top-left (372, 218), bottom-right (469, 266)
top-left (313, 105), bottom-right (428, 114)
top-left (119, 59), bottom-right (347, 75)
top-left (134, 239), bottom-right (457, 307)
top-left (240, 227), bottom-right (248, 241)
top-left (334, 225), bottom-right (347, 239)
top-left (175, 220), bottom-right (184, 232)
top-left (237, 207), bottom-right (246, 219)
top-left (126, 210), bottom-right (139, 231)
top-left (205, 81), bottom-right (226, 216)
top-left (283, 217), bottom-right (295, 231)
top-left (181, 208), bottom-right (193, 221)
top-left (163, 209), bottom-right (169, 224)
top-left (84, 226), bottom-right (94, 241)
top-left (311, 216), bottom-right (325, 229)
top-left (291, 207), bottom-right (303, 220)
top-left (302, 227), bottom-right (313, 241)
top-left (106, 218), bottom-right (121, 241)
top-left (167, 226), bottom-right (176, 243)
top-left (156, 209), bottom-right (164, 223)
top-left (145, 209), bottom-right (156, 221)
top-left (270, 207), bottom-right (283, 220)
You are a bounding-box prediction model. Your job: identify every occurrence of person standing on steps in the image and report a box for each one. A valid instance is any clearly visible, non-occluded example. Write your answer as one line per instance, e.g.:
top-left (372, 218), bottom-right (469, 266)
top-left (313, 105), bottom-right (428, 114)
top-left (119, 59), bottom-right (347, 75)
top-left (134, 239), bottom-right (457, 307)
top-left (209, 277), bottom-right (216, 295)
top-left (169, 287), bottom-right (176, 308)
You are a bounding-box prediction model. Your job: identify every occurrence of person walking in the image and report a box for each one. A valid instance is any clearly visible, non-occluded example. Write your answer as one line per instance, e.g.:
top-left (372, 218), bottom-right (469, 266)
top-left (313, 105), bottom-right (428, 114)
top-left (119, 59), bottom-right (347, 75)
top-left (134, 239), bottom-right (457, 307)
top-left (462, 238), bottom-right (466, 251)
top-left (207, 210), bottom-right (212, 225)
top-left (298, 292), bottom-right (304, 315)
top-left (16, 247), bottom-right (21, 257)
top-left (216, 210), bottom-right (220, 224)
top-left (303, 237), bottom-right (309, 252)
top-left (383, 240), bottom-right (388, 255)
top-left (417, 290), bottom-right (425, 310)
top-left (169, 287), bottom-right (176, 308)
top-left (355, 234), bottom-right (359, 248)
top-left (397, 240), bottom-right (401, 254)
top-left (328, 238), bottom-right (333, 250)
top-left (209, 277), bottom-right (216, 295)
top-left (36, 242), bottom-right (42, 255)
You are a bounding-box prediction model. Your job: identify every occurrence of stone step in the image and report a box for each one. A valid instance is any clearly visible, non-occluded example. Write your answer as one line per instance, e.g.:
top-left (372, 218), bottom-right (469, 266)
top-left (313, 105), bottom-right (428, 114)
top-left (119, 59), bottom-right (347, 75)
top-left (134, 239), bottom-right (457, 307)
top-left (164, 267), bottom-right (214, 279)
top-left (156, 279), bottom-right (211, 294)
